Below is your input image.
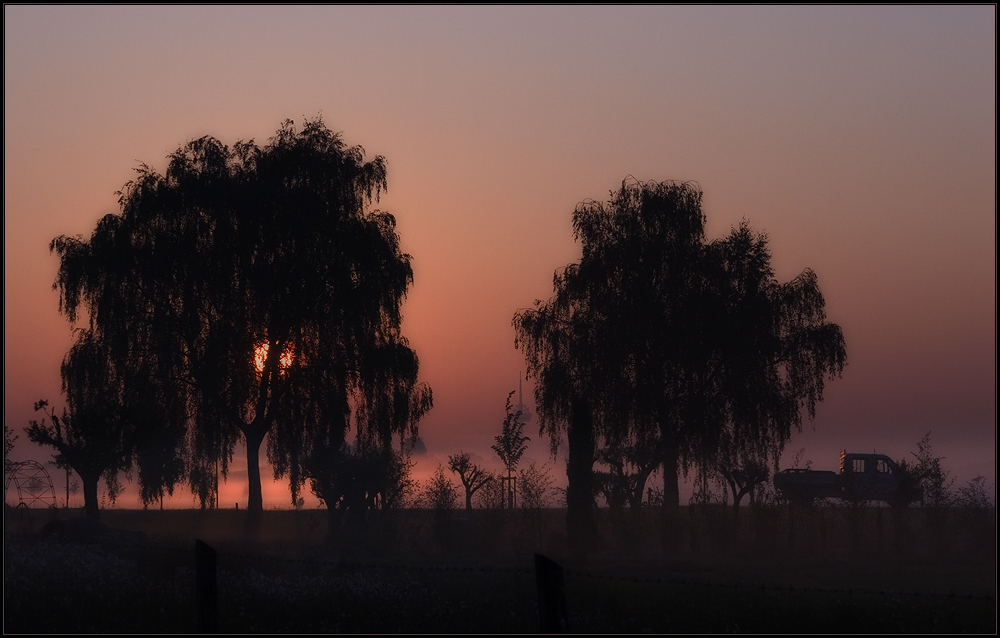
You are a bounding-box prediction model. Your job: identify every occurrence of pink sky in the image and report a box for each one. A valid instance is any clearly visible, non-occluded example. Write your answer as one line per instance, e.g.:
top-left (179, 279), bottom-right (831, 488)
top-left (5, 6), bottom-right (995, 508)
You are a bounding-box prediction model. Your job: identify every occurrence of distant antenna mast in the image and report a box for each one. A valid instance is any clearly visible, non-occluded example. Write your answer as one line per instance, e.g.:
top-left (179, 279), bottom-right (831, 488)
top-left (515, 372), bottom-right (532, 423)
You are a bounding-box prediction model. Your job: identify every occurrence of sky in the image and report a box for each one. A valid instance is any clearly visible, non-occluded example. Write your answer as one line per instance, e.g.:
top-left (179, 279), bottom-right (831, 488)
top-left (4, 6), bottom-right (995, 509)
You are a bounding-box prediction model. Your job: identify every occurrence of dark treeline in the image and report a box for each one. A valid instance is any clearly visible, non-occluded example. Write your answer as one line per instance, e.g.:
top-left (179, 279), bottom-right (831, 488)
top-left (25, 120), bottom-right (848, 546)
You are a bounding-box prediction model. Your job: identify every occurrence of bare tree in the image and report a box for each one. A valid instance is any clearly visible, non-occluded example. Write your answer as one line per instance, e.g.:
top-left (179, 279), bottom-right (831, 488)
top-left (716, 460), bottom-right (769, 514)
top-left (448, 451), bottom-right (492, 510)
top-left (593, 431), bottom-right (662, 511)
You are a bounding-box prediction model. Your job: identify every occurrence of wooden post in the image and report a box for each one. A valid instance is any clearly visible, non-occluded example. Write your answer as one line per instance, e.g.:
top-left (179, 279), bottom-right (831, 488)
top-left (534, 553), bottom-right (567, 633)
top-left (196, 539), bottom-right (218, 632)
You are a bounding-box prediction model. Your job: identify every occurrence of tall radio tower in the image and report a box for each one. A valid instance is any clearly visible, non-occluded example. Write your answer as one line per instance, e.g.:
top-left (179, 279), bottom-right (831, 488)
top-left (514, 373), bottom-right (532, 423)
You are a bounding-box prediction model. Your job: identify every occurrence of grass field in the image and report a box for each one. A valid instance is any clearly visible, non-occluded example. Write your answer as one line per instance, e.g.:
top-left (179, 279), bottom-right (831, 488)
top-left (4, 503), bottom-right (995, 633)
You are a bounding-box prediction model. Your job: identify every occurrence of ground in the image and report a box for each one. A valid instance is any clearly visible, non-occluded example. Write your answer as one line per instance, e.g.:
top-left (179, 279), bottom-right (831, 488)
top-left (4, 504), bottom-right (995, 633)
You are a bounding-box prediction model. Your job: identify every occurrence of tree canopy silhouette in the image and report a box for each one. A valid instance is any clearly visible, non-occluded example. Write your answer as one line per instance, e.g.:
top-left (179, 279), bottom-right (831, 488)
top-left (26, 330), bottom-right (164, 519)
top-left (50, 118), bottom-right (430, 517)
top-left (515, 179), bottom-right (846, 536)
top-left (4, 423), bottom-right (18, 476)
top-left (308, 441), bottom-right (417, 541)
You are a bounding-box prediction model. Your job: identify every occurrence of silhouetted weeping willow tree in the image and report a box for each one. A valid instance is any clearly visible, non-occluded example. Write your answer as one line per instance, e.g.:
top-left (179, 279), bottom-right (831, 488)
top-left (515, 179), bottom-right (846, 550)
top-left (26, 331), bottom-right (136, 519)
top-left (51, 118), bottom-right (430, 517)
top-left (698, 224), bottom-right (848, 496)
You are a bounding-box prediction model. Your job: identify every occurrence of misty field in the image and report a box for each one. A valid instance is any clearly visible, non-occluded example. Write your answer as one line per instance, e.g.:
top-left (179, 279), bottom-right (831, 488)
top-left (4, 504), bottom-right (995, 633)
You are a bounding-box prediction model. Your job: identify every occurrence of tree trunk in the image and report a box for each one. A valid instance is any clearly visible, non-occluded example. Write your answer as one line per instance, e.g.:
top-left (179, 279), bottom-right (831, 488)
top-left (630, 461), bottom-right (658, 511)
top-left (507, 470), bottom-right (515, 509)
top-left (659, 437), bottom-right (682, 554)
top-left (244, 426), bottom-right (267, 517)
top-left (325, 500), bottom-right (344, 544)
top-left (566, 394), bottom-right (596, 556)
top-left (733, 487), bottom-right (749, 515)
top-left (662, 437), bottom-right (680, 510)
top-left (81, 473), bottom-right (100, 520)
top-left (465, 489), bottom-right (473, 511)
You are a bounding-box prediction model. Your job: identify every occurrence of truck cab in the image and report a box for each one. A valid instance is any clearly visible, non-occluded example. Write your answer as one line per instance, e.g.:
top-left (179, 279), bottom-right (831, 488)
top-left (840, 452), bottom-right (903, 502)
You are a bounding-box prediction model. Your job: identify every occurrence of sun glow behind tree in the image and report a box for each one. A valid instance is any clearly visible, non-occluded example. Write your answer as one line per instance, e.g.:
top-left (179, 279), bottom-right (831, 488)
top-left (253, 343), bottom-right (293, 374)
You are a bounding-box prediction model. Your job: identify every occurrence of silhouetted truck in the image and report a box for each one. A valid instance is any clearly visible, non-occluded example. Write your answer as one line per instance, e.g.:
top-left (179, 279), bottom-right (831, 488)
top-left (773, 451), bottom-right (921, 506)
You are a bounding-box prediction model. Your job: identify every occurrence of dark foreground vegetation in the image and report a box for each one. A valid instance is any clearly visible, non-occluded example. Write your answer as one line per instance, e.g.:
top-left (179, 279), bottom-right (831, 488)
top-left (5, 503), bottom-right (994, 633)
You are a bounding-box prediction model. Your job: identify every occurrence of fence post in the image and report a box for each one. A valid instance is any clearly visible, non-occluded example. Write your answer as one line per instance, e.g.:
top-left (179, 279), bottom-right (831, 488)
top-left (534, 553), bottom-right (567, 633)
top-left (196, 539), bottom-right (218, 633)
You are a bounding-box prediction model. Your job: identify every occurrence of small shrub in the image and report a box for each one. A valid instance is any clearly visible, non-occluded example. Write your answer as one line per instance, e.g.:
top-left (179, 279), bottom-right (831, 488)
top-left (911, 432), bottom-right (954, 507)
top-left (518, 462), bottom-right (554, 510)
top-left (955, 475), bottom-right (993, 509)
top-left (474, 473), bottom-right (506, 510)
top-left (423, 465), bottom-right (458, 511)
